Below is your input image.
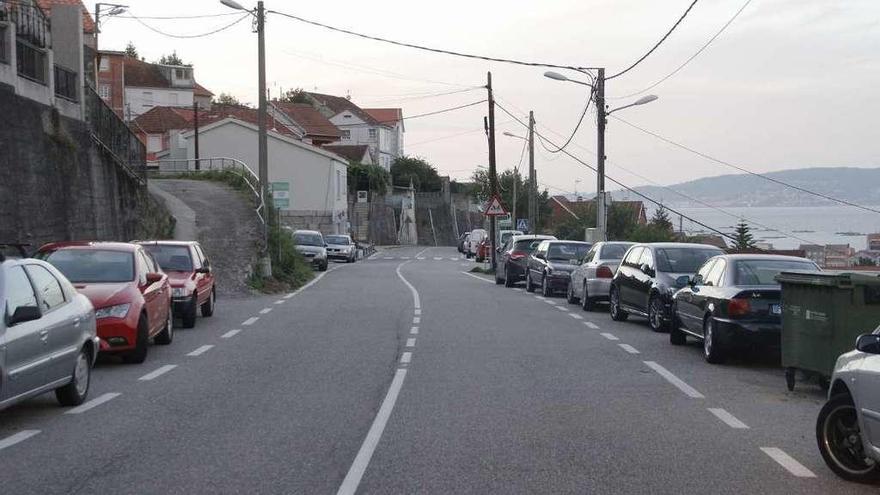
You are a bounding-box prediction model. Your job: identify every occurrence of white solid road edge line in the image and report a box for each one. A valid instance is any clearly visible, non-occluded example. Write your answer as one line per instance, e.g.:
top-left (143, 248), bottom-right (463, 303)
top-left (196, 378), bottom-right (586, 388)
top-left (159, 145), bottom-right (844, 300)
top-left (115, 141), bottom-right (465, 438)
top-left (242, 317), bottom-right (259, 326)
top-left (461, 271), bottom-right (494, 283)
top-left (337, 369), bottom-right (408, 495)
top-left (0, 430), bottom-right (41, 451)
top-left (708, 408), bottom-right (749, 429)
top-left (65, 392), bottom-right (121, 415)
top-left (760, 447), bottom-right (817, 478)
top-left (618, 343), bottom-right (640, 354)
top-left (138, 364), bottom-right (177, 381)
top-left (222, 329), bottom-right (241, 339)
top-left (187, 345), bottom-right (215, 357)
top-left (283, 268), bottom-right (334, 299)
top-left (643, 361), bottom-right (705, 399)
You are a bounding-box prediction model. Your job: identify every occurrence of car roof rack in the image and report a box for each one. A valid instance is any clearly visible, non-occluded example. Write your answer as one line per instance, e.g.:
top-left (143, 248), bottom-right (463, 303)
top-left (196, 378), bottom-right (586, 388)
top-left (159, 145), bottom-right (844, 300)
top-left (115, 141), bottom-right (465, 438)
top-left (0, 243), bottom-right (32, 262)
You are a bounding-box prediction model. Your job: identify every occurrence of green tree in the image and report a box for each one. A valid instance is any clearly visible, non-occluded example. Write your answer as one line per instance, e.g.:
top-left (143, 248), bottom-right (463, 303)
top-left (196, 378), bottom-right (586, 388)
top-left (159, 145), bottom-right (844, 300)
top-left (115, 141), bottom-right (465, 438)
top-left (156, 51), bottom-right (188, 66)
top-left (627, 223), bottom-right (675, 242)
top-left (213, 93), bottom-right (243, 106)
top-left (125, 41), bottom-right (138, 58)
top-left (391, 156), bottom-right (441, 191)
top-left (651, 205), bottom-right (674, 232)
top-left (347, 162), bottom-right (390, 194)
top-left (279, 88), bottom-right (310, 104)
top-left (470, 168), bottom-right (553, 232)
top-left (733, 220), bottom-right (756, 249)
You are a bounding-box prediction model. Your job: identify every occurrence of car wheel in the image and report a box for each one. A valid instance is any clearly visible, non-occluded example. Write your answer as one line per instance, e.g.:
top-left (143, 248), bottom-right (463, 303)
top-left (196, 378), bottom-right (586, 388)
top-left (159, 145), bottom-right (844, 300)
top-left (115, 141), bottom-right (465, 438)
top-left (581, 282), bottom-right (594, 311)
top-left (55, 347), bottom-right (91, 406)
top-left (817, 393), bottom-right (880, 483)
top-left (526, 272), bottom-right (535, 293)
top-left (609, 286), bottom-right (628, 321)
top-left (541, 274), bottom-right (552, 297)
top-left (319, 261), bottom-right (328, 272)
top-left (123, 314), bottom-right (149, 364)
top-left (648, 296), bottom-right (667, 333)
top-left (200, 289), bottom-right (215, 317)
top-left (504, 267), bottom-right (515, 288)
top-left (703, 316), bottom-right (725, 364)
top-left (566, 282), bottom-right (578, 304)
top-left (182, 294), bottom-right (197, 329)
top-left (154, 306), bottom-right (174, 345)
top-left (670, 316), bottom-right (687, 346)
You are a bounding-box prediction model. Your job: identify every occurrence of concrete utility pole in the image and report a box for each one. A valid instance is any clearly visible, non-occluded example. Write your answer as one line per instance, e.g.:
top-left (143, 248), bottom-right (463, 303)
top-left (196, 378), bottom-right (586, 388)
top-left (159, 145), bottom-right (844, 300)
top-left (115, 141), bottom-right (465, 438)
top-left (486, 72), bottom-right (499, 271)
top-left (193, 101), bottom-right (200, 167)
top-left (528, 111), bottom-right (536, 234)
top-left (256, 1), bottom-right (271, 276)
top-left (595, 68), bottom-right (607, 241)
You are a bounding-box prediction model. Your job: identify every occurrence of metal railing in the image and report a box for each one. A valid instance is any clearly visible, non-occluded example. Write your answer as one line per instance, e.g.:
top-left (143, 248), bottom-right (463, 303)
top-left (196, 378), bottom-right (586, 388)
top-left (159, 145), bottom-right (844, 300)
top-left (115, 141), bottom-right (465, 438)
top-left (85, 86), bottom-right (146, 183)
top-left (148, 157), bottom-right (266, 228)
top-left (53, 64), bottom-right (77, 101)
top-left (0, 25), bottom-right (7, 64)
top-left (16, 38), bottom-right (45, 83)
top-left (3, 1), bottom-right (50, 48)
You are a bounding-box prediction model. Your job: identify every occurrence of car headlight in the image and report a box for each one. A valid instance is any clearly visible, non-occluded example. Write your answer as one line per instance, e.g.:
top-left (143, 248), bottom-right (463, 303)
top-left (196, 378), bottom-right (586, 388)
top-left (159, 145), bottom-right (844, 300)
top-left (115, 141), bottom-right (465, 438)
top-left (171, 287), bottom-right (187, 297)
top-left (95, 303), bottom-right (131, 319)
top-left (317, 249), bottom-right (327, 259)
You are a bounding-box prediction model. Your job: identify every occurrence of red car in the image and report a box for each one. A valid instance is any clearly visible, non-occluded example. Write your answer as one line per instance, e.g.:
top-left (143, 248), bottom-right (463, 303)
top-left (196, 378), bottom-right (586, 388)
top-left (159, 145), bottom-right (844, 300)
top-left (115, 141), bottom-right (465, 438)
top-left (137, 241), bottom-right (216, 328)
top-left (476, 238), bottom-right (491, 263)
top-left (38, 242), bottom-right (173, 364)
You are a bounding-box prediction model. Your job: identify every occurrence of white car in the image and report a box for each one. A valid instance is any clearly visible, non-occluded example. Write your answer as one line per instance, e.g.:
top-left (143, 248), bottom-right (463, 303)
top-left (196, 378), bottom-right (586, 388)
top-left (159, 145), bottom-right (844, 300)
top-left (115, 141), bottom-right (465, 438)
top-left (466, 229), bottom-right (487, 259)
top-left (817, 327), bottom-right (880, 483)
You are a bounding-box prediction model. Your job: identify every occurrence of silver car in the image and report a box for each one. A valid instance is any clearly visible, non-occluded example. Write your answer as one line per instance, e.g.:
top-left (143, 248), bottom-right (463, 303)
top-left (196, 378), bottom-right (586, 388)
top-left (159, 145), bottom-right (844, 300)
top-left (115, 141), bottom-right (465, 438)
top-left (1, 255), bottom-right (99, 411)
top-left (566, 241), bottom-right (635, 310)
top-left (291, 230), bottom-right (328, 271)
top-left (817, 327), bottom-right (880, 483)
top-left (325, 235), bottom-right (356, 263)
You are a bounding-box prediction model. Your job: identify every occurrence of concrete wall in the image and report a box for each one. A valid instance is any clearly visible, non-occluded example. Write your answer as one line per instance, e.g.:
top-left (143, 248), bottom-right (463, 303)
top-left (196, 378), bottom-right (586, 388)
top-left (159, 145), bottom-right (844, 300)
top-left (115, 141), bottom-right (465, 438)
top-left (0, 86), bottom-right (174, 248)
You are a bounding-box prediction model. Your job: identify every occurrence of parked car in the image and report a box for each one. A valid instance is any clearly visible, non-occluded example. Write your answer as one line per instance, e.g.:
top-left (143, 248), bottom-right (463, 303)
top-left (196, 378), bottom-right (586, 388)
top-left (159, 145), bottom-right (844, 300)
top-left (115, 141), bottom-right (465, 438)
top-left (38, 242), bottom-right (173, 364)
top-left (138, 241), bottom-right (216, 329)
top-left (1, 253), bottom-right (99, 410)
top-left (817, 327), bottom-right (880, 483)
top-left (567, 241), bottom-right (635, 310)
top-left (292, 230), bottom-right (328, 271)
top-left (466, 229), bottom-right (488, 259)
top-left (670, 254), bottom-right (819, 363)
top-left (457, 232), bottom-right (470, 254)
top-left (325, 234), bottom-right (357, 263)
top-left (476, 238), bottom-right (492, 262)
top-left (497, 229), bottom-right (524, 248)
top-left (609, 243), bottom-right (724, 332)
top-left (495, 235), bottom-right (556, 286)
top-left (525, 240), bottom-right (592, 297)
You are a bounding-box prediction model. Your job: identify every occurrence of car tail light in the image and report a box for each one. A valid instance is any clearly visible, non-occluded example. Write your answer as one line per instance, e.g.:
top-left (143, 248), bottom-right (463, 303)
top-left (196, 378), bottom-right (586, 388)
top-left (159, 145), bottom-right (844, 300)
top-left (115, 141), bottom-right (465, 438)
top-left (510, 251), bottom-right (527, 260)
top-left (596, 266), bottom-right (614, 278)
top-left (728, 298), bottom-right (751, 317)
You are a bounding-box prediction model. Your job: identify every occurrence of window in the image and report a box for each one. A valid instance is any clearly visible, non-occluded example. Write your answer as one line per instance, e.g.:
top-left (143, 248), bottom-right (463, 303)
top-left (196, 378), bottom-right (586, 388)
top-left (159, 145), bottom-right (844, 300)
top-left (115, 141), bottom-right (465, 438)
top-left (368, 128), bottom-right (377, 139)
top-left (99, 57), bottom-right (110, 72)
top-left (44, 250), bottom-right (135, 283)
top-left (336, 170), bottom-right (342, 200)
top-left (143, 244), bottom-right (193, 272)
top-left (695, 260), bottom-right (716, 285)
top-left (654, 248), bottom-right (722, 273)
top-left (169, 92), bottom-right (178, 105)
top-left (54, 65), bottom-right (78, 101)
top-left (638, 248), bottom-right (655, 270)
top-left (583, 246), bottom-right (598, 264)
top-left (25, 265), bottom-right (66, 312)
top-left (98, 84), bottom-right (111, 100)
top-left (733, 259), bottom-right (818, 286)
top-left (600, 243), bottom-right (631, 261)
top-left (623, 247), bottom-right (643, 267)
top-left (175, 68), bottom-right (190, 79)
top-left (704, 260), bottom-right (726, 287)
top-left (5, 266), bottom-right (38, 319)
top-left (0, 26), bottom-right (8, 64)
top-left (16, 41), bottom-right (47, 83)
top-left (341, 130), bottom-right (351, 139)
top-left (136, 252), bottom-right (150, 283)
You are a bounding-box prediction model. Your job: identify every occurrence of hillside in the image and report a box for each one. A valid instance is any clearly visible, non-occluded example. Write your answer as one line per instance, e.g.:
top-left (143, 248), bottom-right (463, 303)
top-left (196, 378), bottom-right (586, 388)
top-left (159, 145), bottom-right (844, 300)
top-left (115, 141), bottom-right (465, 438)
top-left (610, 167), bottom-right (880, 207)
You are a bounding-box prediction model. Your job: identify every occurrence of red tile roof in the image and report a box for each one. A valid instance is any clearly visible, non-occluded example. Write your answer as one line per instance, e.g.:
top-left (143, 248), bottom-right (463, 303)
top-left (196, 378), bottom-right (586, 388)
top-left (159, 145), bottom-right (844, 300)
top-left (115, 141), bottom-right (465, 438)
top-left (272, 102), bottom-right (341, 138)
top-left (323, 145), bottom-right (370, 163)
top-left (124, 58), bottom-right (171, 88)
top-left (132, 106), bottom-right (193, 134)
top-left (364, 108), bottom-right (402, 126)
top-left (193, 82), bottom-right (214, 97)
top-left (305, 92), bottom-right (386, 127)
top-left (134, 104), bottom-right (297, 138)
top-left (36, 0), bottom-right (95, 34)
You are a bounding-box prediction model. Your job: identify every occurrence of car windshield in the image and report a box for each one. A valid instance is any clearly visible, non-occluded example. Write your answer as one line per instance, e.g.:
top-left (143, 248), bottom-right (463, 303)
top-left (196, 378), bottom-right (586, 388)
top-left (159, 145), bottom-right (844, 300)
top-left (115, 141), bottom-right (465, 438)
top-left (514, 239), bottom-right (545, 252)
top-left (734, 259), bottom-right (817, 285)
top-left (325, 236), bottom-right (351, 245)
top-left (294, 233), bottom-right (324, 246)
top-left (600, 244), bottom-right (631, 260)
top-left (547, 243), bottom-right (591, 261)
top-left (142, 245), bottom-right (193, 272)
top-left (655, 248), bottom-right (721, 273)
top-left (45, 249), bottom-right (134, 283)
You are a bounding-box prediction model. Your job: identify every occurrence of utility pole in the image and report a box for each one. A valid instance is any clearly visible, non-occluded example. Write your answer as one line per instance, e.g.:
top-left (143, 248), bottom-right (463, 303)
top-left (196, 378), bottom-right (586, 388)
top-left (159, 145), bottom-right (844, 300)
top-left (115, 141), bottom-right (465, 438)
top-left (193, 101), bottom-right (200, 167)
top-left (511, 169), bottom-right (517, 229)
top-left (486, 72), bottom-right (499, 271)
top-left (596, 68), bottom-right (607, 241)
top-left (256, 0), bottom-right (271, 276)
top-left (528, 110), bottom-right (536, 234)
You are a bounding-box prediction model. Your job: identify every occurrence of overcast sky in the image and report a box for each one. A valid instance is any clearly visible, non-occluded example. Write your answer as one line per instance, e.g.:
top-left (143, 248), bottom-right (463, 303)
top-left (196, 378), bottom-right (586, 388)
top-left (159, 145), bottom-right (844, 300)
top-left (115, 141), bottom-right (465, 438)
top-left (98, 0), bottom-right (880, 197)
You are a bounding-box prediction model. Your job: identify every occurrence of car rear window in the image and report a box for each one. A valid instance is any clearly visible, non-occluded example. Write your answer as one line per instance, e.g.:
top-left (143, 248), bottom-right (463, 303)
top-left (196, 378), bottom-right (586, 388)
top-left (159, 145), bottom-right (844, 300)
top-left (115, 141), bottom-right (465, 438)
top-left (294, 233), bottom-right (324, 246)
top-left (547, 243), bottom-right (591, 261)
top-left (325, 236), bottom-right (350, 245)
top-left (655, 248), bottom-right (722, 273)
top-left (44, 249), bottom-right (135, 283)
top-left (600, 244), bottom-right (630, 260)
top-left (514, 239), bottom-right (544, 252)
top-left (734, 259), bottom-right (818, 286)
top-left (143, 245), bottom-right (193, 272)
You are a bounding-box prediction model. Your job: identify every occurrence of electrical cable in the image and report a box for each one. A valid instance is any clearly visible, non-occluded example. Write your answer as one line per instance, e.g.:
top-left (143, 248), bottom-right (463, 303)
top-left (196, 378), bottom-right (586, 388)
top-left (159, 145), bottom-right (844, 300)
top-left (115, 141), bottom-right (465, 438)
top-left (406, 120), bottom-right (515, 148)
top-left (130, 12), bottom-right (250, 39)
top-left (359, 87), bottom-right (483, 105)
top-left (611, 115), bottom-right (880, 215)
top-left (607, 0), bottom-right (700, 80)
top-left (97, 12), bottom-right (243, 20)
top-left (333, 100), bottom-right (487, 127)
top-left (538, 85), bottom-right (595, 154)
top-left (268, 10), bottom-right (591, 71)
top-left (609, 0), bottom-right (754, 99)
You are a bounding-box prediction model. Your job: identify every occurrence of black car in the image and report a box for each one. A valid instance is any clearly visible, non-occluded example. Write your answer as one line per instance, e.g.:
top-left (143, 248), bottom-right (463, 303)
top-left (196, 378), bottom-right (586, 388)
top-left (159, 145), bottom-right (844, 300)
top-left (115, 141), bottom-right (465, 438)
top-left (670, 254), bottom-right (819, 363)
top-left (525, 240), bottom-right (592, 297)
top-left (609, 243), bottom-right (724, 332)
top-left (495, 235), bottom-right (556, 287)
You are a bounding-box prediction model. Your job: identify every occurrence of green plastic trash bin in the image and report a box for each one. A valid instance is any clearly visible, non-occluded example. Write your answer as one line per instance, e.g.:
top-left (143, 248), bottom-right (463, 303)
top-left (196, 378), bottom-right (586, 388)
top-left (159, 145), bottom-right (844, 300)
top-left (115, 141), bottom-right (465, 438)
top-left (776, 270), bottom-right (880, 391)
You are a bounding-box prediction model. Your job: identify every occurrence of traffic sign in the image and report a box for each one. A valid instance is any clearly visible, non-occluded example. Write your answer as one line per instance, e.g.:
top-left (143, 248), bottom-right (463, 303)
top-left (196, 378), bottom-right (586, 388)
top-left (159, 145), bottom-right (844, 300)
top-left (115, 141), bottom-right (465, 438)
top-left (517, 218), bottom-right (529, 231)
top-left (484, 195), bottom-right (508, 216)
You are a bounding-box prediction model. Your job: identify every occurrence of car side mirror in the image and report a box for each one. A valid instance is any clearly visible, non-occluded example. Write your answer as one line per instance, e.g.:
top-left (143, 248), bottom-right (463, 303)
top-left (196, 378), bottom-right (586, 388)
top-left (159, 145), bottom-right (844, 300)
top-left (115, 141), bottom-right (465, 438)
top-left (145, 272), bottom-right (164, 284)
top-left (675, 275), bottom-right (691, 287)
top-left (856, 334), bottom-right (880, 354)
top-left (691, 274), bottom-right (703, 286)
top-left (9, 305), bottom-right (41, 326)
top-left (640, 263), bottom-right (654, 276)
top-left (195, 267), bottom-right (211, 274)
top-left (535, 252), bottom-right (545, 260)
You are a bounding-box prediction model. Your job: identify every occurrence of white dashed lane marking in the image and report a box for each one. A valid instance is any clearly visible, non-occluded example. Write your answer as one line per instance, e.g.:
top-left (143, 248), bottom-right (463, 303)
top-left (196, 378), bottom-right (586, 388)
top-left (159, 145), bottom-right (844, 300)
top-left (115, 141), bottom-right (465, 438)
top-left (414, 309), bottom-right (421, 315)
top-left (600, 333), bottom-right (619, 341)
top-left (512, 288), bottom-right (523, 292)
top-left (618, 344), bottom-right (640, 354)
top-left (187, 345), bottom-right (214, 357)
top-left (433, 257), bottom-right (443, 261)
top-left (259, 308), bottom-right (272, 314)
top-left (410, 326), bottom-right (419, 334)
top-left (0, 430), bottom-right (40, 451)
top-left (569, 313), bottom-right (583, 320)
top-left (400, 352), bottom-right (412, 364)
top-left (242, 317), bottom-right (259, 326)
top-left (584, 322), bottom-right (599, 329)
top-left (643, 361), bottom-right (705, 399)
top-left (138, 365), bottom-right (177, 381)
top-left (222, 329), bottom-right (241, 339)
top-left (274, 299), bottom-right (286, 305)
top-left (760, 447), bottom-right (816, 478)
top-left (65, 393), bottom-right (121, 415)
top-left (406, 338), bottom-right (416, 347)
top-left (708, 408), bottom-right (749, 429)
top-left (555, 306), bottom-right (568, 311)
top-left (413, 317), bottom-right (421, 324)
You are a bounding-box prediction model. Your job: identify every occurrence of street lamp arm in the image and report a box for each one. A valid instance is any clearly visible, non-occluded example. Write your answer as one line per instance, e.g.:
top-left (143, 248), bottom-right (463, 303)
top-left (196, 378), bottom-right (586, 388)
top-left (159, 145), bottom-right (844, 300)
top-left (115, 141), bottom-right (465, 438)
top-left (607, 95), bottom-right (659, 115)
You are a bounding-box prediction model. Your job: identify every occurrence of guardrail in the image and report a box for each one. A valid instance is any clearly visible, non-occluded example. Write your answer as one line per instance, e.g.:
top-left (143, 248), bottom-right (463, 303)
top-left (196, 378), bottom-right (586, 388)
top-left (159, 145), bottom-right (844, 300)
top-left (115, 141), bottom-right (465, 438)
top-left (148, 157), bottom-right (266, 228)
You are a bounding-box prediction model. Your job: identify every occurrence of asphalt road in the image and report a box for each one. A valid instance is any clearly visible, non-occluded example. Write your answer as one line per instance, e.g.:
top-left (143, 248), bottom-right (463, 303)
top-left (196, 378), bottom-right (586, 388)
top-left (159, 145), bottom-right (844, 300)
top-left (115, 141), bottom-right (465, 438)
top-left (0, 246), bottom-right (873, 494)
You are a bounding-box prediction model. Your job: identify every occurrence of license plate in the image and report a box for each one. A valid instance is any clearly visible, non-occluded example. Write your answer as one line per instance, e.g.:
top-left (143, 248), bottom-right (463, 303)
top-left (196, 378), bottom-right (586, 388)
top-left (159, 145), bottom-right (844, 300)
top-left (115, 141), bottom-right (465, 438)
top-left (770, 304), bottom-right (781, 315)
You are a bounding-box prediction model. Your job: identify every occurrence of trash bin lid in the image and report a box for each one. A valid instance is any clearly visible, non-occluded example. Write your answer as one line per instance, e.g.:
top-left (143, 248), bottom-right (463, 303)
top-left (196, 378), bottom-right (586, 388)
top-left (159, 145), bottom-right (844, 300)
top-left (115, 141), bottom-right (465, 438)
top-left (776, 270), bottom-right (880, 288)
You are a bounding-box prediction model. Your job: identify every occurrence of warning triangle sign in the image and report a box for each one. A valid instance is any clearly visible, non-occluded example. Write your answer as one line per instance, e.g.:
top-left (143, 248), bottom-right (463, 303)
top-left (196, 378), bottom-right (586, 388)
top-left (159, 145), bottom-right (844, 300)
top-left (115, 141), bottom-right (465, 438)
top-left (484, 195), bottom-right (508, 216)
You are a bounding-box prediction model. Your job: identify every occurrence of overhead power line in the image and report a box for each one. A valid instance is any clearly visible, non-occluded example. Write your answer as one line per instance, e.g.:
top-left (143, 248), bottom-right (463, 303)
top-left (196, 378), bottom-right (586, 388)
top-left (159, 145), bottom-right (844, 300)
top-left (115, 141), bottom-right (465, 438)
top-left (610, 0), bottom-right (754, 99)
top-left (268, 10), bottom-right (590, 71)
top-left (130, 12), bottom-right (250, 39)
top-left (612, 115), bottom-right (880, 215)
top-left (607, 0), bottom-right (701, 80)
top-left (539, 85), bottom-right (595, 154)
top-left (100, 12), bottom-right (243, 20)
top-left (332, 100), bottom-right (487, 127)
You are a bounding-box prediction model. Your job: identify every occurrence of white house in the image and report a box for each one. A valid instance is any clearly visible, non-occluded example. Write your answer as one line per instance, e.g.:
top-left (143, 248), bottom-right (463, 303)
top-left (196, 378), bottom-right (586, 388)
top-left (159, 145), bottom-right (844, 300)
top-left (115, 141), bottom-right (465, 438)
top-left (178, 117), bottom-right (350, 234)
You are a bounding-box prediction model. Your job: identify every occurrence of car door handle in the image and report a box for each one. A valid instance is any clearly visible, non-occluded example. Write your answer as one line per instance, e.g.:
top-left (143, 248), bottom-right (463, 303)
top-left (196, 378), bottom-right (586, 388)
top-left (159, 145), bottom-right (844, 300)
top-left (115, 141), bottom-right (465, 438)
top-left (39, 330), bottom-right (49, 342)
top-left (73, 318), bottom-right (81, 328)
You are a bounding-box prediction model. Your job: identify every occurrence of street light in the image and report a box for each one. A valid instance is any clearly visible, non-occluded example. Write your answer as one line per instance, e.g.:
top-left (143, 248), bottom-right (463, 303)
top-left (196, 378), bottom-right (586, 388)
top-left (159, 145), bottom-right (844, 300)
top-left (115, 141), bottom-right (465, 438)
top-left (608, 94), bottom-right (659, 115)
top-left (219, 0), bottom-right (246, 9)
top-left (543, 71), bottom-right (590, 87)
top-left (94, 3), bottom-right (127, 80)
